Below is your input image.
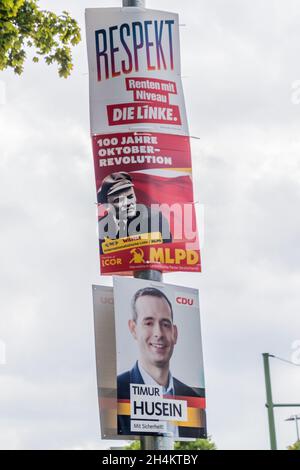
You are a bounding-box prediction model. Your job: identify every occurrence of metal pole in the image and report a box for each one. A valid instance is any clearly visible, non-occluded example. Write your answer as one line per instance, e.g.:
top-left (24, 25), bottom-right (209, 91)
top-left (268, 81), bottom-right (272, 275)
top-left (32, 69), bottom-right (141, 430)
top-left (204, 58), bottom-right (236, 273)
top-left (123, 0), bottom-right (145, 7)
top-left (122, 0), bottom-right (174, 452)
top-left (296, 417), bottom-right (300, 442)
top-left (290, 415), bottom-right (300, 442)
top-left (262, 353), bottom-right (277, 450)
top-left (286, 415), bottom-right (300, 442)
top-left (274, 403), bottom-right (300, 408)
top-left (135, 270), bottom-right (174, 450)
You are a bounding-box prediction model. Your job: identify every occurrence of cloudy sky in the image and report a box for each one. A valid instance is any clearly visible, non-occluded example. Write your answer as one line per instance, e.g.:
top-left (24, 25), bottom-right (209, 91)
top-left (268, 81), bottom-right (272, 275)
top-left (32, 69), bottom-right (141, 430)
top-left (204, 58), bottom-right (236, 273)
top-left (1, 0), bottom-right (300, 450)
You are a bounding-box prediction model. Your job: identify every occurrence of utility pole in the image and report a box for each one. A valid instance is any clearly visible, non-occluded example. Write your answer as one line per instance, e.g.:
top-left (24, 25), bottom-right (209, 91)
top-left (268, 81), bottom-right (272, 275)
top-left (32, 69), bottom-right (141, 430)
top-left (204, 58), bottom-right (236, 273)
top-left (262, 353), bottom-right (277, 450)
top-left (262, 353), bottom-right (300, 449)
top-left (123, 0), bottom-right (174, 452)
top-left (134, 270), bottom-right (173, 450)
top-left (123, 0), bottom-right (145, 5)
top-left (285, 415), bottom-right (300, 442)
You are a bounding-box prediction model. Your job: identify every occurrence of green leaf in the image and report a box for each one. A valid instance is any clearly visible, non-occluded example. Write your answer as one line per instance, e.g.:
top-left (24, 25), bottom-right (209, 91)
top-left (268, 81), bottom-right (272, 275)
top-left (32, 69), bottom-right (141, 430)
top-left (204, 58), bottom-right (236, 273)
top-left (0, 0), bottom-right (81, 77)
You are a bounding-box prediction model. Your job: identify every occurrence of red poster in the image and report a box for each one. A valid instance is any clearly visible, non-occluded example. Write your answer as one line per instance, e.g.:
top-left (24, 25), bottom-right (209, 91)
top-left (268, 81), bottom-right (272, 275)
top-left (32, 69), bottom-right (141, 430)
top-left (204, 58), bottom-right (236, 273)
top-left (93, 132), bottom-right (201, 275)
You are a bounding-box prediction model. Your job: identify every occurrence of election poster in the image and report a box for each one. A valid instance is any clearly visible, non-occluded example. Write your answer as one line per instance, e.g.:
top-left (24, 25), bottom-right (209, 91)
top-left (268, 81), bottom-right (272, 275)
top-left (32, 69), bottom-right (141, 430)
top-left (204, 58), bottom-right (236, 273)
top-left (86, 8), bottom-right (201, 275)
top-left (92, 284), bottom-right (139, 440)
top-left (114, 277), bottom-right (207, 439)
top-left (85, 8), bottom-right (187, 136)
top-left (92, 284), bottom-right (117, 439)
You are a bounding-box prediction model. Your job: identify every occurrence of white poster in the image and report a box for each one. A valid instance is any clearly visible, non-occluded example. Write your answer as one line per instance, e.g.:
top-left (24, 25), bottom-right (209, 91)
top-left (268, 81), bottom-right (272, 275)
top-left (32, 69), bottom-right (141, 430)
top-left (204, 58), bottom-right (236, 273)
top-left (85, 7), bottom-right (188, 135)
top-left (92, 284), bottom-right (137, 441)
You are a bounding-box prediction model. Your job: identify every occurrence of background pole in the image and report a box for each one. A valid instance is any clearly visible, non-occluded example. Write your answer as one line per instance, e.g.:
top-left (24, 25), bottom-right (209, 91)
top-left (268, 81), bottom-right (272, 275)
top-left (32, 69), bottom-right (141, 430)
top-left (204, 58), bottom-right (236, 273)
top-left (286, 415), bottom-right (300, 442)
top-left (262, 353), bottom-right (277, 450)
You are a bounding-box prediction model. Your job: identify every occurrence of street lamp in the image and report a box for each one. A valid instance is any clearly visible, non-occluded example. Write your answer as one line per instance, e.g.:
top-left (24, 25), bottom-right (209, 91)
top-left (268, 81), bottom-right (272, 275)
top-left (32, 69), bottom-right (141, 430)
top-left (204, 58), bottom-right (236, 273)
top-left (285, 415), bottom-right (300, 442)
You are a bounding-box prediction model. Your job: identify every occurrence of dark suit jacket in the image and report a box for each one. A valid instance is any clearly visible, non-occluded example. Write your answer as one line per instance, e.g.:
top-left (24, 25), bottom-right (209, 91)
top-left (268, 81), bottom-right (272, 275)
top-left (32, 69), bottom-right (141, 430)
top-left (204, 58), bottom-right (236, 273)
top-left (117, 362), bottom-right (206, 439)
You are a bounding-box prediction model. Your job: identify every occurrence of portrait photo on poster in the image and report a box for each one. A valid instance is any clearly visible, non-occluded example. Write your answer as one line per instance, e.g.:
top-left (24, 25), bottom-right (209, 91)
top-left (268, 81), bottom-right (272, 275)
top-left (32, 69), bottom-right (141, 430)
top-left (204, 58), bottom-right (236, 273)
top-left (113, 276), bottom-right (207, 439)
top-left (97, 171), bottom-right (173, 246)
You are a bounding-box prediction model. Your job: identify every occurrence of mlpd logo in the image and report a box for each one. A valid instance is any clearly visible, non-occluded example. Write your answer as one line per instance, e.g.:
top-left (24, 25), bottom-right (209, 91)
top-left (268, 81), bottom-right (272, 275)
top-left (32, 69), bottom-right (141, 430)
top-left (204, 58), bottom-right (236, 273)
top-left (176, 297), bottom-right (194, 306)
top-left (130, 248), bottom-right (145, 264)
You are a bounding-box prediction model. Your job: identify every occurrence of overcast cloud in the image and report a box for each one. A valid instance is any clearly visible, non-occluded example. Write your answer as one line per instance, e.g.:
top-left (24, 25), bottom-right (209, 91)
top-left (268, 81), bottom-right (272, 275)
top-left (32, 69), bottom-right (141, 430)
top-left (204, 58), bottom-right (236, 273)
top-left (0, 0), bottom-right (300, 450)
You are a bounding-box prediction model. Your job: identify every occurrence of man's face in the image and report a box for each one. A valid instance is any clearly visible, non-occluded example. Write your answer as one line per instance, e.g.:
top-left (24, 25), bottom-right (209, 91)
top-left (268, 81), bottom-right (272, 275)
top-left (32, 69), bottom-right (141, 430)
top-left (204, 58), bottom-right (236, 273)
top-left (107, 187), bottom-right (137, 218)
top-left (129, 295), bottom-right (178, 370)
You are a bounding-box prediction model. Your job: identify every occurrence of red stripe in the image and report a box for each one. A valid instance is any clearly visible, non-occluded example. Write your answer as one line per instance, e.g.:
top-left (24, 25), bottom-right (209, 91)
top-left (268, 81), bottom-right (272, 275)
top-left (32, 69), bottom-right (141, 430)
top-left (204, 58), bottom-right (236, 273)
top-left (163, 395), bottom-right (206, 409)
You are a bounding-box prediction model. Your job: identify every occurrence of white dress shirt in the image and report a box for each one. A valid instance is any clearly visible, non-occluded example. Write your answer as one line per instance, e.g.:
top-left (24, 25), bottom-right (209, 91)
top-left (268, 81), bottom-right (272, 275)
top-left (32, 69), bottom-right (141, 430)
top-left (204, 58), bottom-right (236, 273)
top-left (137, 362), bottom-right (179, 438)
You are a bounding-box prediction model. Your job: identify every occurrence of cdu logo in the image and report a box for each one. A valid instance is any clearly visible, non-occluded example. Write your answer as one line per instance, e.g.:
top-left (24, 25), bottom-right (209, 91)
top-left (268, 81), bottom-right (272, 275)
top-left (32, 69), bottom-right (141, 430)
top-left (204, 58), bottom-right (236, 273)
top-left (176, 297), bottom-right (194, 306)
top-left (175, 290), bottom-right (198, 309)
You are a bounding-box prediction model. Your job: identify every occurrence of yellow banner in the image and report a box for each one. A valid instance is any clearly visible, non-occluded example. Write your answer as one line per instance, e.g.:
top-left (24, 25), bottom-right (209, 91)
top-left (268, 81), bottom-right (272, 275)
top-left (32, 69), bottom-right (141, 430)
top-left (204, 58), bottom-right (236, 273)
top-left (102, 232), bottom-right (163, 254)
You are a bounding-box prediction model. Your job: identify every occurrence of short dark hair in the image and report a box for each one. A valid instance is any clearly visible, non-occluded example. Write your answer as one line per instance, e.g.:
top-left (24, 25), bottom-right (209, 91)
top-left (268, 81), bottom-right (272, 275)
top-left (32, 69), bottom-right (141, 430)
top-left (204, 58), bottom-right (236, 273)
top-left (132, 287), bottom-right (173, 322)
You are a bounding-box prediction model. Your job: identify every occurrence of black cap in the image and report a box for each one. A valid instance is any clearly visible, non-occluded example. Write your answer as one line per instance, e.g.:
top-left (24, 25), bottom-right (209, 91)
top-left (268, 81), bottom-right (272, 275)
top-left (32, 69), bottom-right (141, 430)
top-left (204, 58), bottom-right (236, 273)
top-left (97, 172), bottom-right (134, 204)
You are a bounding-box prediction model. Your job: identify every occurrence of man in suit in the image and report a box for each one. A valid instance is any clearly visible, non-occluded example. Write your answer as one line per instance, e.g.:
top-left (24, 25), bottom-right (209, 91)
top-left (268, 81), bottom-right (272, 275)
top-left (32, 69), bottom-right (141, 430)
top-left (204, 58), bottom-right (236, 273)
top-left (117, 287), bottom-right (206, 438)
top-left (97, 172), bottom-right (172, 250)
